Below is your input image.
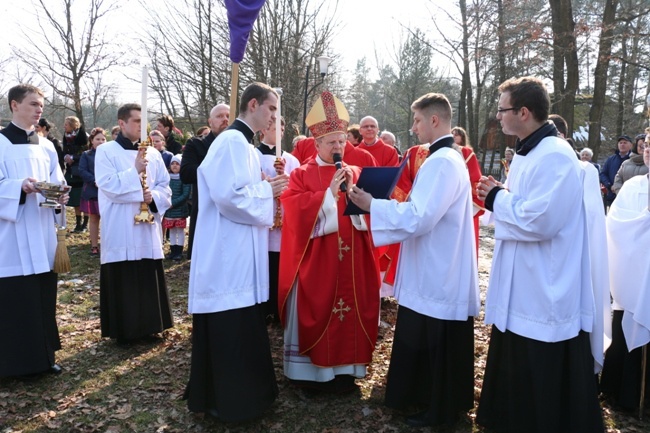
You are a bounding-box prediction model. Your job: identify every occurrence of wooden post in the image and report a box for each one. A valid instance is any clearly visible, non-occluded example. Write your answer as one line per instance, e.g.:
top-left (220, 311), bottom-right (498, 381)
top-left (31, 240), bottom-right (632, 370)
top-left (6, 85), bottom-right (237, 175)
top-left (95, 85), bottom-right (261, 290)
top-left (229, 63), bottom-right (239, 125)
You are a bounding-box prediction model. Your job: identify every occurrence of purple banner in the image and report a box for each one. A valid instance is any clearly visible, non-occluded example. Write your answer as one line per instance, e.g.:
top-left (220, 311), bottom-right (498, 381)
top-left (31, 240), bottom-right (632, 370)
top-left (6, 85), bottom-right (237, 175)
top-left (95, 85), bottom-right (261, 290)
top-left (225, 0), bottom-right (267, 63)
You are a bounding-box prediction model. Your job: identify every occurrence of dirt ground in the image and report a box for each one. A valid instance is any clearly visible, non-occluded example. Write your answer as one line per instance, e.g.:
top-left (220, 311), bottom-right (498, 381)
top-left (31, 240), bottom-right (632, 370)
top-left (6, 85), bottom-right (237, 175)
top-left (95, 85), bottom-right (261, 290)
top-left (0, 225), bottom-right (647, 432)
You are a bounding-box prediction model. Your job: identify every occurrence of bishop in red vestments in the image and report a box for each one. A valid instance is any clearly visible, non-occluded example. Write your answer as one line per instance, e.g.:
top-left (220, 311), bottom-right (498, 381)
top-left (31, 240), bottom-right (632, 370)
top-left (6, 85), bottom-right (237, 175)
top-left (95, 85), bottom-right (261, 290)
top-left (279, 91), bottom-right (380, 391)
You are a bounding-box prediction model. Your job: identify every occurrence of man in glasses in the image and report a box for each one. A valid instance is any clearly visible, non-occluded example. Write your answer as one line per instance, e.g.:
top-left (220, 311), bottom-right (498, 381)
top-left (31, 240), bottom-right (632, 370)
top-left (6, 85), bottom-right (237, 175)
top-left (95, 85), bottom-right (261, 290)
top-left (476, 77), bottom-right (605, 433)
top-left (358, 116), bottom-right (399, 167)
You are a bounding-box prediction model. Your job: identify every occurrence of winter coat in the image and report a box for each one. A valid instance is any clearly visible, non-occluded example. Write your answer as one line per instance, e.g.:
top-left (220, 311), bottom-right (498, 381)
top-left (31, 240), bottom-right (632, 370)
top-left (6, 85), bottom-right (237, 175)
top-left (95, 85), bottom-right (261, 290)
top-left (62, 126), bottom-right (88, 186)
top-left (599, 150), bottom-right (631, 201)
top-left (79, 148), bottom-right (98, 200)
top-left (164, 176), bottom-right (190, 219)
top-left (612, 153), bottom-right (648, 195)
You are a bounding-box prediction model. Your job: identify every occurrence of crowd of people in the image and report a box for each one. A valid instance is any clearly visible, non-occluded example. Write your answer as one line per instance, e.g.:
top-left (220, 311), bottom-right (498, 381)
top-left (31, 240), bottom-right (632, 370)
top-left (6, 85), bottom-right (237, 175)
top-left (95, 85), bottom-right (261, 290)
top-left (1, 78), bottom-right (649, 433)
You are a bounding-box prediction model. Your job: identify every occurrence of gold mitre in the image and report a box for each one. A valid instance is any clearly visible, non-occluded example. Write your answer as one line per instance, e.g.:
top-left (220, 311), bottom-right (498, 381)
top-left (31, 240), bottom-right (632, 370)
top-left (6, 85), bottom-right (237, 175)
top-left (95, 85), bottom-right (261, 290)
top-left (305, 91), bottom-right (350, 139)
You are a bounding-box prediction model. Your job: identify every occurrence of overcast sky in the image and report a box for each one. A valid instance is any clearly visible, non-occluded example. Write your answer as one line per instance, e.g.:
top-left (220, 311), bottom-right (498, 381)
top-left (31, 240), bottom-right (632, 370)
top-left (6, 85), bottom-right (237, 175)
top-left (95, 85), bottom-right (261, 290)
top-left (1, 0), bottom-right (455, 102)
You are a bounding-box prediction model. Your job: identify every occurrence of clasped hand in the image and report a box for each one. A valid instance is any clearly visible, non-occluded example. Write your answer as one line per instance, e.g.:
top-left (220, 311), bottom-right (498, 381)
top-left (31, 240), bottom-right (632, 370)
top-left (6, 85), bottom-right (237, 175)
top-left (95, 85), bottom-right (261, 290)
top-left (477, 175), bottom-right (502, 201)
top-left (135, 149), bottom-right (148, 174)
top-left (265, 173), bottom-right (289, 198)
top-left (142, 187), bottom-right (153, 204)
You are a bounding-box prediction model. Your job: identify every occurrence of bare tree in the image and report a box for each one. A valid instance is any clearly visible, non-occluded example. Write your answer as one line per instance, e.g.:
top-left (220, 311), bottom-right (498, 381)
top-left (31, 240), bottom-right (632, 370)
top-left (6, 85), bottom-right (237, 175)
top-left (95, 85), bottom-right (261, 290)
top-left (142, 0), bottom-right (232, 132)
top-left (11, 0), bottom-right (121, 126)
top-left (611, 0), bottom-right (650, 136)
top-left (246, 0), bottom-right (340, 148)
top-left (587, 0), bottom-right (620, 160)
top-left (549, 0), bottom-right (580, 137)
top-left (142, 0), bottom-right (338, 147)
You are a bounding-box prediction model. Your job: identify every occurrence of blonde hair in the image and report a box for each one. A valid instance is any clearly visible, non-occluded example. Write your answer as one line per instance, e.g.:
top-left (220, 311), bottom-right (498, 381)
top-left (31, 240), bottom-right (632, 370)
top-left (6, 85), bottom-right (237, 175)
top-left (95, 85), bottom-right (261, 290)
top-left (65, 116), bottom-right (81, 129)
top-left (149, 130), bottom-right (165, 140)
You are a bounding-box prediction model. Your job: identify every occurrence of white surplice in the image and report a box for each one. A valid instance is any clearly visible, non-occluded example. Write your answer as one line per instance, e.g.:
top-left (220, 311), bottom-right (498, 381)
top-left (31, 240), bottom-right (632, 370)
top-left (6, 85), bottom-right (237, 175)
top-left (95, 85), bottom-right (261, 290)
top-left (256, 148), bottom-right (300, 252)
top-left (95, 141), bottom-right (171, 264)
top-left (0, 135), bottom-right (64, 277)
top-left (188, 129), bottom-right (274, 314)
top-left (370, 146), bottom-right (480, 320)
top-left (606, 174), bottom-right (650, 351)
top-left (486, 137), bottom-right (598, 345)
top-left (580, 161), bottom-right (611, 372)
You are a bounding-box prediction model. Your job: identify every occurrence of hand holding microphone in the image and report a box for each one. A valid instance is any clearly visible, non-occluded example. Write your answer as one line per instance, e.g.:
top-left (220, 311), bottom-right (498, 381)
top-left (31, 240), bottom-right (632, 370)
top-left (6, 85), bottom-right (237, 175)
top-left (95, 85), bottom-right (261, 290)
top-left (333, 153), bottom-right (347, 192)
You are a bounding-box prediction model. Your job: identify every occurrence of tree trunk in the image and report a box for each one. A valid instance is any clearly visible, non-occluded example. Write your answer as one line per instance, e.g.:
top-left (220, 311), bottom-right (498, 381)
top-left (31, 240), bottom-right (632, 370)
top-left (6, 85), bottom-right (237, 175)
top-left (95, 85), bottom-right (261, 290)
top-left (561, 0), bottom-right (579, 138)
top-left (615, 25), bottom-right (628, 137)
top-left (458, 0), bottom-right (470, 130)
top-left (588, 0), bottom-right (619, 161)
top-left (549, 0), bottom-right (579, 138)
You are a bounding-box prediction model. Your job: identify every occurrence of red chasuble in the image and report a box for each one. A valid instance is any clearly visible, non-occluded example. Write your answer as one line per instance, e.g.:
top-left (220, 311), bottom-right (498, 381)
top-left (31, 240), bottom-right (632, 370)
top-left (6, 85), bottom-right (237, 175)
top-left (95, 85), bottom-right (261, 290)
top-left (383, 144), bottom-right (430, 285)
top-left (356, 139), bottom-right (399, 273)
top-left (391, 144), bottom-right (430, 203)
top-left (460, 146), bottom-right (485, 253)
top-left (358, 138), bottom-right (399, 167)
top-left (279, 159), bottom-right (380, 367)
top-left (291, 137), bottom-right (317, 165)
top-left (292, 137), bottom-right (377, 167)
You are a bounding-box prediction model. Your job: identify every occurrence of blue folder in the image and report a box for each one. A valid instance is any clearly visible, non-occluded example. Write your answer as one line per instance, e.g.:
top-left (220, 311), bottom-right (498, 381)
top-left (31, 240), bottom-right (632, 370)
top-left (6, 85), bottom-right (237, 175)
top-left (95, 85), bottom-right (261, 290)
top-left (344, 157), bottom-right (409, 215)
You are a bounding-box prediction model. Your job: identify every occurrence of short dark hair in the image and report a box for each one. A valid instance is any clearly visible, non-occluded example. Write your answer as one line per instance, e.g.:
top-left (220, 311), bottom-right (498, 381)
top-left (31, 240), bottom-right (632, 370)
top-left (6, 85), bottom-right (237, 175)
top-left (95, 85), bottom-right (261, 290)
top-left (411, 93), bottom-right (452, 122)
top-left (498, 77), bottom-right (550, 123)
top-left (117, 103), bottom-right (141, 122)
top-left (548, 114), bottom-right (568, 137)
top-left (38, 117), bottom-right (52, 131)
top-left (156, 114), bottom-right (174, 130)
top-left (8, 84), bottom-right (44, 112)
top-left (239, 82), bottom-right (277, 114)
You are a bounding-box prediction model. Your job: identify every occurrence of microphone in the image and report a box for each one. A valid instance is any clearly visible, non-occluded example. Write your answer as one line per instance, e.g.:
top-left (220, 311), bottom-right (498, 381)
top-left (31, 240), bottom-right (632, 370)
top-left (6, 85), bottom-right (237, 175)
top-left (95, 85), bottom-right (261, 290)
top-left (332, 153), bottom-right (347, 192)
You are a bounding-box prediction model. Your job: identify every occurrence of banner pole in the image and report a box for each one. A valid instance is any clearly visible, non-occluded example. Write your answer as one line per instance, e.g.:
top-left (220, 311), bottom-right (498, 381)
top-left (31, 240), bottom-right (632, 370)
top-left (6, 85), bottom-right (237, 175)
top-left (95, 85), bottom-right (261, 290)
top-left (229, 63), bottom-right (239, 124)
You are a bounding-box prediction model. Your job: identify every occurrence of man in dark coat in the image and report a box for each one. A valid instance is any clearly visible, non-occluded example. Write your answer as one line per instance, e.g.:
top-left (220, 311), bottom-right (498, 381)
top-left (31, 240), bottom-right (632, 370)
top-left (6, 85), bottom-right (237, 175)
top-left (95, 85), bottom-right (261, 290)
top-left (180, 104), bottom-right (229, 259)
top-left (600, 135), bottom-right (633, 211)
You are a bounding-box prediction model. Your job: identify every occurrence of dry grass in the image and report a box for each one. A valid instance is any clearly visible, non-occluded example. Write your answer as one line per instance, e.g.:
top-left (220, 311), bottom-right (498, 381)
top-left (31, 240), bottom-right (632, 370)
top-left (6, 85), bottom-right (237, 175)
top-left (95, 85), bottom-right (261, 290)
top-left (0, 222), bottom-right (647, 432)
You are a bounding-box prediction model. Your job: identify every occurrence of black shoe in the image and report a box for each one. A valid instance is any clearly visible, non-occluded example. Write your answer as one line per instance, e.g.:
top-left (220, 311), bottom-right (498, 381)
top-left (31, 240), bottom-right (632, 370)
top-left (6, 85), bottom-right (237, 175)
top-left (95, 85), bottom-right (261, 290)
top-left (49, 364), bottom-right (63, 375)
top-left (72, 224), bottom-right (83, 233)
top-left (206, 408), bottom-right (220, 419)
top-left (333, 375), bottom-right (358, 394)
top-left (405, 410), bottom-right (434, 428)
top-left (405, 410), bottom-right (457, 428)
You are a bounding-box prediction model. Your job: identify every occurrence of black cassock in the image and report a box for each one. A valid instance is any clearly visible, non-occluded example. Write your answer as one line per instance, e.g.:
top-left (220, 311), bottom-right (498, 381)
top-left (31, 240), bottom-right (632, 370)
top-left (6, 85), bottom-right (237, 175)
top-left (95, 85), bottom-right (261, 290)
top-left (0, 272), bottom-right (60, 376)
top-left (100, 259), bottom-right (173, 341)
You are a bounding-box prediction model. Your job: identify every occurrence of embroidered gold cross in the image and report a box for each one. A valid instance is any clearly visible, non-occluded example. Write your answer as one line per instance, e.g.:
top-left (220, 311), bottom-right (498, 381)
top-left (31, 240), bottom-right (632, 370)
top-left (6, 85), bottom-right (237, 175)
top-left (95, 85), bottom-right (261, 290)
top-left (332, 298), bottom-right (351, 321)
top-left (338, 236), bottom-right (350, 261)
